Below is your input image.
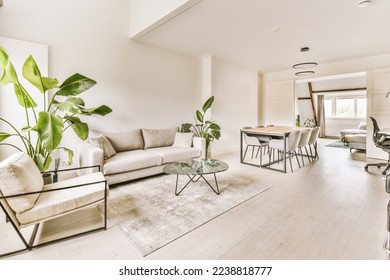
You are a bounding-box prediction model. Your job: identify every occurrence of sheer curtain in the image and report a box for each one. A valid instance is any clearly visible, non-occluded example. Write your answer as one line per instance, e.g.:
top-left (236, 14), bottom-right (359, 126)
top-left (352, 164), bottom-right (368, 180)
top-left (317, 95), bottom-right (326, 137)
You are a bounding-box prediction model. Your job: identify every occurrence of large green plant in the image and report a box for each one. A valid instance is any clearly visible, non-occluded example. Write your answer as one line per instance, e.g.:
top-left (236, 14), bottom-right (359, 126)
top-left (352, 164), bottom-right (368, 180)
top-left (181, 96), bottom-right (221, 154)
top-left (0, 47), bottom-right (112, 171)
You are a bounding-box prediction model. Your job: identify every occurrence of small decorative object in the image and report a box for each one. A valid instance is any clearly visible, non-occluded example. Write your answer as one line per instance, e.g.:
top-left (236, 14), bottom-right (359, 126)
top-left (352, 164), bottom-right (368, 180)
top-left (295, 114), bottom-right (300, 127)
top-left (180, 96), bottom-right (221, 159)
top-left (0, 47), bottom-right (112, 171)
top-left (304, 118), bottom-right (317, 128)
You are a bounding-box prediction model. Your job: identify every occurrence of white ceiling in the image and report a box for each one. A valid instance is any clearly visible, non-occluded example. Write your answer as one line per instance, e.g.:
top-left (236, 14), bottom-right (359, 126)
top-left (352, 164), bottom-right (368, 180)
top-left (137, 0), bottom-right (390, 73)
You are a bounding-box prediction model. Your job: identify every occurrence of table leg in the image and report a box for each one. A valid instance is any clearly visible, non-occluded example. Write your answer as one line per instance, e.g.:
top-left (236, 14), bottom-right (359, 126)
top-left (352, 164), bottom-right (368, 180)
top-left (283, 133), bottom-right (287, 173)
top-left (174, 174), bottom-right (220, 195)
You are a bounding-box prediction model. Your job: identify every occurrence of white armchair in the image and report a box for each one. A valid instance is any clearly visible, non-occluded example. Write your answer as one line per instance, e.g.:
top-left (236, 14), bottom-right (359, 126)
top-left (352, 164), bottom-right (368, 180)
top-left (0, 152), bottom-right (108, 258)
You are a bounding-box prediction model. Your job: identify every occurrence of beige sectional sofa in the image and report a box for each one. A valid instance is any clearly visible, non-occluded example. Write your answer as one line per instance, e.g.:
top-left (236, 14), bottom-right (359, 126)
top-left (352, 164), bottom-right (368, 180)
top-left (78, 127), bottom-right (205, 186)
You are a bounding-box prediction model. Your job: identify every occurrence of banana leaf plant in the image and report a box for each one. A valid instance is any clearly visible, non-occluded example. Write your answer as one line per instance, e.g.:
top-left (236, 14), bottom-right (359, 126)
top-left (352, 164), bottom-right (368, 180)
top-left (0, 47), bottom-right (112, 171)
top-left (181, 96), bottom-right (221, 156)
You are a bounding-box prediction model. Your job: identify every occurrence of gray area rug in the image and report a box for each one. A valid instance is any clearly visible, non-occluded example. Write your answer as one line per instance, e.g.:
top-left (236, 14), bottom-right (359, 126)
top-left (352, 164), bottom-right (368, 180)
top-left (325, 140), bottom-right (349, 149)
top-left (102, 172), bottom-right (274, 256)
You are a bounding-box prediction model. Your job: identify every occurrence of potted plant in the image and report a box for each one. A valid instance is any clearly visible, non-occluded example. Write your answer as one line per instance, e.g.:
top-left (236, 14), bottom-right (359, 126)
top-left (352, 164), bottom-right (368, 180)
top-left (181, 96), bottom-right (221, 158)
top-left (0, 47), bottom-right (112, 171)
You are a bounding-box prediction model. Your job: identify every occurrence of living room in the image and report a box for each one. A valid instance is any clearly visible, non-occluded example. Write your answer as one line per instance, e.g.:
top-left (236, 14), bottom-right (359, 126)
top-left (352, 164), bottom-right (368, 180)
top-left (1, 0), bottom-right (390, 278)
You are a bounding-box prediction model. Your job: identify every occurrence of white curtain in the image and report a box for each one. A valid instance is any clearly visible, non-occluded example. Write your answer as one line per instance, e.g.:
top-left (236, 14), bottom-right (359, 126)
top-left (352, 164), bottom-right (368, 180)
top-left (317, 95), bottom-right (326, 137)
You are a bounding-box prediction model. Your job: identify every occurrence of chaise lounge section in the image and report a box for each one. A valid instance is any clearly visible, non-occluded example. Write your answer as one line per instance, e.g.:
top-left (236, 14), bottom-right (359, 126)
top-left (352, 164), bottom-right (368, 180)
top-left (78, 127), bottom-right (205, 186)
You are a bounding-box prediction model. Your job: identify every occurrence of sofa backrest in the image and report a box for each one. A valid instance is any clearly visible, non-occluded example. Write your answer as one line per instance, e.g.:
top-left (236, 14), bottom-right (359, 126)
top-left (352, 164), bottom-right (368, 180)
top-left (142, 127), bottom-right (179, 149)
top-left (94, 129), bottom-right (145, 152)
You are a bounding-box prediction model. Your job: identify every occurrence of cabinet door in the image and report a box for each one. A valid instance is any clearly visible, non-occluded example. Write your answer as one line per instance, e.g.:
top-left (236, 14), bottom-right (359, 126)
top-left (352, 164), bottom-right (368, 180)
top-left (367, 67), bottom-right (390, 159)
top-left (263, 79), bottom-right (295, 126)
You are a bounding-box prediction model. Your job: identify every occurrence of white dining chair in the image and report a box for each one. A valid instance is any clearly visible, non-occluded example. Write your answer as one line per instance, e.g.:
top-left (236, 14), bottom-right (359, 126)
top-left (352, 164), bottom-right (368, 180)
top-left (268, 130), bottom-right (302, 172)
top-left (307, 127), bottom-right (320, 160)
top-left (297, 128), bottom-right (312, 166)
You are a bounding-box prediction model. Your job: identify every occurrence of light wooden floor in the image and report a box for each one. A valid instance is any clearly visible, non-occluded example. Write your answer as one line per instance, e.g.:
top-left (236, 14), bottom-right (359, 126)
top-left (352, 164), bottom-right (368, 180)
top-left (2, 138), bottom-right (389, 260)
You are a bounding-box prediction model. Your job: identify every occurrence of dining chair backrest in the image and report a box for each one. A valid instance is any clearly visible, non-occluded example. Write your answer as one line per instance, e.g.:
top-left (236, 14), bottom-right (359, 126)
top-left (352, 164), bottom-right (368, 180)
top-left (244, 133), bottom-right (260, 145)
top-left (298, 128), bottom-right (312, 147)
top-left (286, 130), bottom-right (302, 152)
top-left (308, 127), bottom-right (320, 145)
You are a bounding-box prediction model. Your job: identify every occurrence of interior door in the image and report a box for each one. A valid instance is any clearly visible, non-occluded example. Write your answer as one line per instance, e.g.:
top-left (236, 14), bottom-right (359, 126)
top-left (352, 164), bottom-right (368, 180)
top-left (263, 79), bottom-right (295, 126)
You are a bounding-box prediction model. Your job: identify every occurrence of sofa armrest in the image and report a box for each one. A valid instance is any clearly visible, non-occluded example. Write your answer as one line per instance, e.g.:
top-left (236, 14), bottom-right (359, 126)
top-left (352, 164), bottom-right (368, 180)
top-left (193, 137), bottom-right (206, 159)
top-left (77, 141), bottom-right (104, 174)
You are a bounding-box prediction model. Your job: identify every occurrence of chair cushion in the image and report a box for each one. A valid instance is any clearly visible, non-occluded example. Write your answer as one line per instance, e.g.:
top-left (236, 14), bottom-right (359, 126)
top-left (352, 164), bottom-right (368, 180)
top-left (16, 172), bottom-right (106, 226)
top-left (142, 127), bottom-right (178, 149)
top-left (89, 134), bottom-right (116, 159)
top-left (0, 153), bottom-right (43, 213)
top-left (103, 150), bottom-right (162, 175)
top-left (147, 146), bottom-right (202, 164)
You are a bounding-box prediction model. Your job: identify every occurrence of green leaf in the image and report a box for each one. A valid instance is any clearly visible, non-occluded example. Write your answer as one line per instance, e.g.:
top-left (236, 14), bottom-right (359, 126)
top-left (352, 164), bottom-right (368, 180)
top-left (0, 132), bottom-right (11, 141)
top-left (196, 110), bottom-right (203, 123)
top-left (80, 105), bottom-right (112, 116)
top-left (202, 96), bottom-right (214, 112)
top-left (13, 83), bottom-right (37, 108)
top-left (21, 126), bottom-right (33, 135)
top-left (36, 112), bottom-right (64, 152)
top-left (22, 55), bottom-right (58, 93)
top-left (0, 54), bottom-right (19, 85)
top-left (34, 154), bottom-right (52, 172)
top-left (61, 147), bottom-right (74, 165)
top-left (55, 73), bottom-right (96, 96)
top-left (209, 123), bottom-right (221, 130)
top-left (180, 123), bottom-right (192, 133)
top-left (64, 115), bottom-right (89, 140)
top-left (52, 97), bottom-right (85, 114)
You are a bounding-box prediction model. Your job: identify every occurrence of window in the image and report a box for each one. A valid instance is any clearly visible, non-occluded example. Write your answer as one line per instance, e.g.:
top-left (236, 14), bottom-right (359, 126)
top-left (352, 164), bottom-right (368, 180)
top-left (336, 97), bottom-right (354, 117)
top-left (323, 95), bottom-right (366, 118)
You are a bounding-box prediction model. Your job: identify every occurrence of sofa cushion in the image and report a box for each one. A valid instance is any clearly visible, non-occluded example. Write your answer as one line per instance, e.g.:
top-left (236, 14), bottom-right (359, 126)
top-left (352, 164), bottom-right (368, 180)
top-left (172, 132), bottom-right (194, 148)
top-left (142, 127), bottom-right (178, 149)
top-left (103, 150), bottom-right (162, 175)
top-left (101, 129), bottom-right (144, 152)
top-left (147, 146), bottom-right (202, 164)
top-left (89, 134), bottom-right (116, 159)
top-left (0, 153), bottom-right (43, 214)
top-left (358, 122), bottom-right (367, 130)
top-left (16, 172), bottom-right (106, 226)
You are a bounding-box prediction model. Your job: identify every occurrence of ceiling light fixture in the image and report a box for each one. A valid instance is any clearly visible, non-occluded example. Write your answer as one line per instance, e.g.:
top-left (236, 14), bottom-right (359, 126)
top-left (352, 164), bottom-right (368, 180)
top-left (300, 47), bottom-right (310, 52)
top-left (292, 62), bottom-right (318, 69)
top-left (295, 71), bottom-right (315, 76)
top-left (358, 0), bottom-right (372, 7)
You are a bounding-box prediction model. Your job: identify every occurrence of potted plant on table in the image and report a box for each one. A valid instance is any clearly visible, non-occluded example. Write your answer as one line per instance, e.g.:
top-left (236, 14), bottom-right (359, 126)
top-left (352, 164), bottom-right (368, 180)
top-left (181, 96), bottom-right (221, 159)
top-left (0, 47), bottom-right (112, 171)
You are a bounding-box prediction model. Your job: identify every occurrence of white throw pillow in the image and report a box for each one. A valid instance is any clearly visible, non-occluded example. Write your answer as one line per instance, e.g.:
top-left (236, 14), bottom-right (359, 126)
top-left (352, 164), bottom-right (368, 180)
top-left (172, 132), bottom-right (194, 148)
top-left (0, 152), bottom-right (43, 213)
top-left (89, 134), bottom-right (117, 159)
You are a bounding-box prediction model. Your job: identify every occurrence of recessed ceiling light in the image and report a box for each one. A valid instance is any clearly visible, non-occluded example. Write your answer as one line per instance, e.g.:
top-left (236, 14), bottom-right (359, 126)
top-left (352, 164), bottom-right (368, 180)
top-left (295, 71), bottom-right (315, 76)
top-left (292, 62), bottom-right (318, 69)
top-left (358, 0), bottom-right (372, 7)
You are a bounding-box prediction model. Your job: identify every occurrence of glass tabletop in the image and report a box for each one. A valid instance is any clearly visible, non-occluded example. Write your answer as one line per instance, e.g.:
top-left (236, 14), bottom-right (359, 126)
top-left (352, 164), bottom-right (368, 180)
top-left (163, 158), bottom-right (229, 175)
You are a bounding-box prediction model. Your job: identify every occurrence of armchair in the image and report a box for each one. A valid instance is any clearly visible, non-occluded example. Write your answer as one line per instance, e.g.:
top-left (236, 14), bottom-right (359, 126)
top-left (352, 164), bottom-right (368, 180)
top-left (0, 152), bottom-right (108, 258)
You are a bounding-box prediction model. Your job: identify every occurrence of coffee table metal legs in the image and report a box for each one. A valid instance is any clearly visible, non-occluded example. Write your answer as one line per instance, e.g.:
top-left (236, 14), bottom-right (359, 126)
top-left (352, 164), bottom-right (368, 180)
top-left (175, 173), bottom-right (220, 195)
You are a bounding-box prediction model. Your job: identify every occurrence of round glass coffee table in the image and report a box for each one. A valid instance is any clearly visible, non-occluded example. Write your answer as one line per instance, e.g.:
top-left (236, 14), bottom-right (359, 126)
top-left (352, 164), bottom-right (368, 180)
top-left (163, 158), bottom-right (229, 195)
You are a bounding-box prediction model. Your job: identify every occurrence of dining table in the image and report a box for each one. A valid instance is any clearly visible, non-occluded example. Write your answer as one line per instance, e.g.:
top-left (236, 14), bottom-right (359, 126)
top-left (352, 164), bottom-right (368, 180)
top-left (240, 126), bottom-right (302, 173)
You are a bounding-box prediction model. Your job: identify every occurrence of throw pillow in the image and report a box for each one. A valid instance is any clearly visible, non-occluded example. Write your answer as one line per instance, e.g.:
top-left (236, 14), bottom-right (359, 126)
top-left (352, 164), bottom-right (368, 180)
top-left (0, 152), bottom-right (43, 213)
top-left (142, 127), bottom-right (179, 149)
top-left (99, 129), bottom-right (144, 152)
top-left (172, 132), bottom-right (194, 148)
top-left (89, 134), bottom-right (117, 159)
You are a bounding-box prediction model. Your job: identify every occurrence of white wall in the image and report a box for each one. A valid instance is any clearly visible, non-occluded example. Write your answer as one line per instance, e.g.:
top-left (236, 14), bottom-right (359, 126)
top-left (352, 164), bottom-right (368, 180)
top-left (0, 0), bottom-right (202, 157)
top-left (0, 37), bottom-right (48, 159)
top-left (209, 57), bottom-right (259, 155)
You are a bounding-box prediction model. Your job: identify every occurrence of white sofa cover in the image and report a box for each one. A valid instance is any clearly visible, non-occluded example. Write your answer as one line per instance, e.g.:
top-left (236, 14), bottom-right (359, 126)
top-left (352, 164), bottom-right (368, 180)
top-left (78, 127), bottom-right (205, 186)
